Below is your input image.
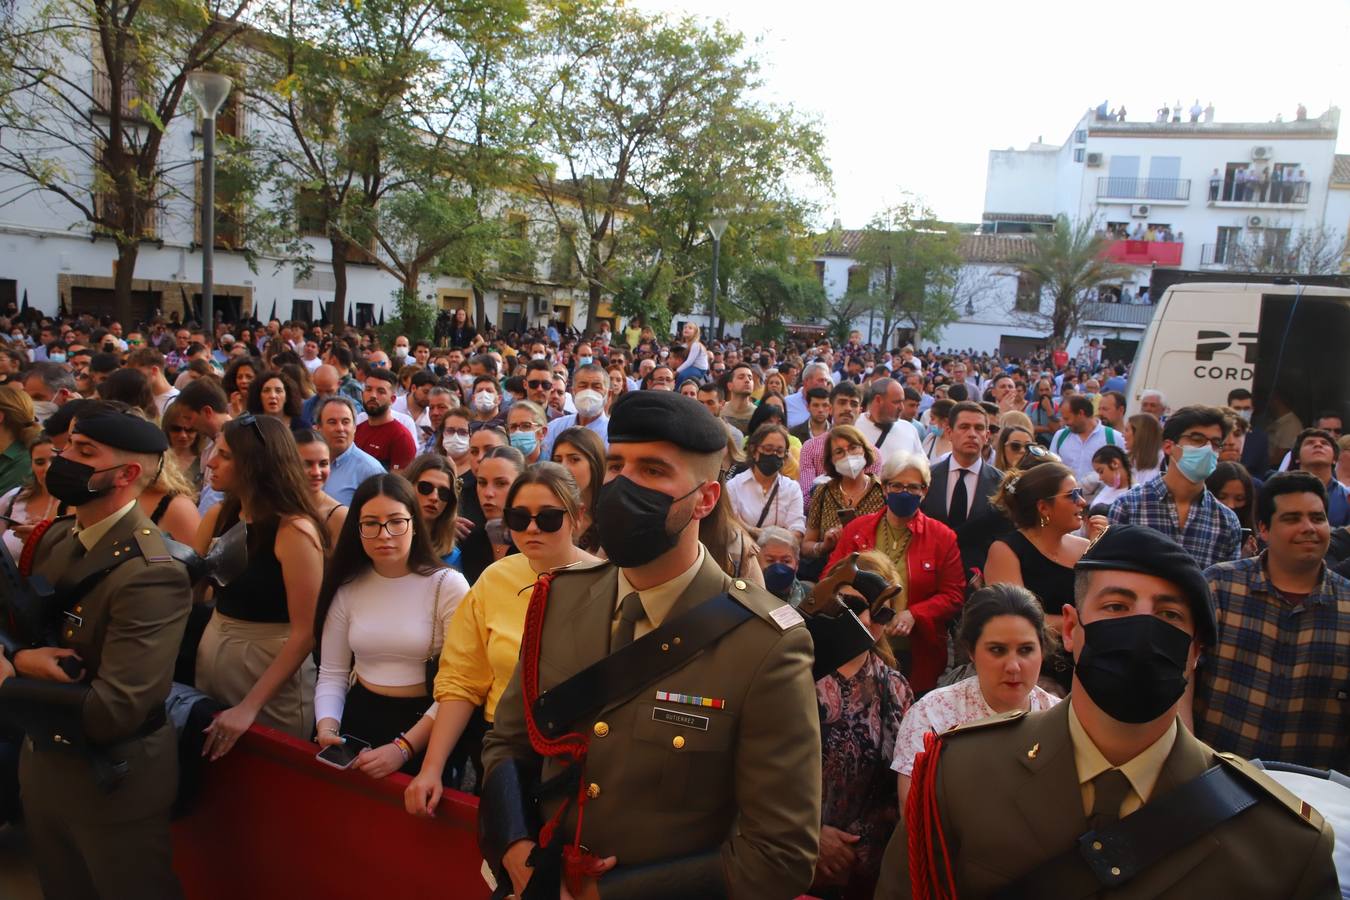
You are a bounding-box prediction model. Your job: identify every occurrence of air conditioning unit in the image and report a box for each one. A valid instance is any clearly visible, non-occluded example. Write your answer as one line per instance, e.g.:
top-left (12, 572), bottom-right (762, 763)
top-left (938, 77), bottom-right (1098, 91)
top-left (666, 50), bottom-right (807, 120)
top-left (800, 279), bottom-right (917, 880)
top-left (1251, 145), bottom-right (1273, 161)
top-left (1085, 152), bottom-right (1103, 167)
top-left (1247, 215), bottom-right (1264, 228)
top-left (1130, 204), bottom-right (1151, 218)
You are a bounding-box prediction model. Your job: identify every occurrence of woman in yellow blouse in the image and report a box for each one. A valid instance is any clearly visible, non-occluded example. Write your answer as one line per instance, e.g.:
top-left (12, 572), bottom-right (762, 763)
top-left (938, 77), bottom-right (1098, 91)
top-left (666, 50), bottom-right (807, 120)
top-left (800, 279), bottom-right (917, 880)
top-left (404, 462), bottom-right (598, 816)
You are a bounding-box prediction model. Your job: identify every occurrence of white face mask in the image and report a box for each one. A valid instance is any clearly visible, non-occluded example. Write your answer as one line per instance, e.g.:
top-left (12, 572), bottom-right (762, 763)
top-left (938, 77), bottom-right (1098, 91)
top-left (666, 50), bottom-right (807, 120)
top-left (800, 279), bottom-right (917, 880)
top-left (442, 433), bottom-right (470, 457)
top-left (394, 345), bottom-right (409, 357)
top-left (457, 374), bottom-right (475, 391)
top-left (574, 389), bottom-right (605, 418)
top-left (836, 453), bottom-right (866, 479)
top-left (1236, 408), bottom-right (1252, 422)
top-left (473, 391), bottom-right (497, 413)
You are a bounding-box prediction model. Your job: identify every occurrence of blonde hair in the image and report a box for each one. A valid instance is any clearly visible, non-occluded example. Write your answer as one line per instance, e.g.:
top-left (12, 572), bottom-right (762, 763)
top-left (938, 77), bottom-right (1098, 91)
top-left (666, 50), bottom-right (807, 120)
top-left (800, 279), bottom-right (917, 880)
top-left (152, 449), bottom-right (196, 498)
top-left (0, 386), bottom-right (40, 446)
top-left (856, 550), bottom-right (900, 667)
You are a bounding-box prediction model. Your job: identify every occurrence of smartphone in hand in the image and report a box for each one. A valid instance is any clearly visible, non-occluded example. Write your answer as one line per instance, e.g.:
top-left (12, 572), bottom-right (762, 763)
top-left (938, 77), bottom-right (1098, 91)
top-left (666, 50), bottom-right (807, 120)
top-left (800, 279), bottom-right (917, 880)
top-left (316, 735), bottom-right (372, 770)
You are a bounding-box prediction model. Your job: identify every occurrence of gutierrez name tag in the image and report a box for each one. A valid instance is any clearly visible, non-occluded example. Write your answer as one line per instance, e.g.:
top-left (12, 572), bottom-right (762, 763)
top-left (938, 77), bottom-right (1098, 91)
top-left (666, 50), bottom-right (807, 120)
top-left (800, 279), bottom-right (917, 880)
top-left (652, 706), bottom-right (710, 731)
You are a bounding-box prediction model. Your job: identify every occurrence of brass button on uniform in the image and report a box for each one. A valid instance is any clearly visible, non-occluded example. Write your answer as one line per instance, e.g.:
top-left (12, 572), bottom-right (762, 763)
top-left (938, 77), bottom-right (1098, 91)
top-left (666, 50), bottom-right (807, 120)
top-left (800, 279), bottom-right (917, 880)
top-left (586, 782), bottom-right (601, 799)
top-left (73, 605), bottom-right (83, 614)
top-left (734, 580), bottom-right (747, 590)
top-left (1110, 867), bottom-right (1121, 877)
top-left (1092, 841), bottom-right (1103, 851)
top-left (672, 735), bottom-right (686, 750)
top-left (65, 630), bottom-right (74, 638)
top-left (593, 721), bottom-right (609, 738)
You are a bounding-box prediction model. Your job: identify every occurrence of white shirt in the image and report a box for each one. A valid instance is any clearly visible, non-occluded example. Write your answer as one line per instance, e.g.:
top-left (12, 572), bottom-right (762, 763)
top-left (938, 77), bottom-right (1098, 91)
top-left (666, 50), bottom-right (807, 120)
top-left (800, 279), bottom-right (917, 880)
top-left (944, 455), bottom-right (984, 515)
top-left (725, 469), bottom-right (805, 535)
top-left (153, 386), bottom-right (180, 417)
top-left (314, 568), bottom-right (469, 725)
top-left (1050, 421), bottom-right (1116, 481)
top-left (855, 412), bottom-right (924, 470)
top-left (891, 675), bottom-right (1060, 775)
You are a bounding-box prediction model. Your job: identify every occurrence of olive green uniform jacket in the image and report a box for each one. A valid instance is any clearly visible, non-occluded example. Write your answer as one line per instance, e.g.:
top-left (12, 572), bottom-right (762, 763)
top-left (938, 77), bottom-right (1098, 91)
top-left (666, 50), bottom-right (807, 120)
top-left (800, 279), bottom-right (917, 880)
top-left (875, 701), bottom-right (1339, 899)
top-left (481, 554), bottom-right (822, 899)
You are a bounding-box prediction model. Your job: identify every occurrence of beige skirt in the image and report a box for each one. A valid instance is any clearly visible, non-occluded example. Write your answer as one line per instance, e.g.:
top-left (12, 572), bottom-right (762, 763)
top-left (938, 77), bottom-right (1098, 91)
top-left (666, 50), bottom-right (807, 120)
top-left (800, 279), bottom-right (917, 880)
top-left (196, 611), bottom-right (315, 740)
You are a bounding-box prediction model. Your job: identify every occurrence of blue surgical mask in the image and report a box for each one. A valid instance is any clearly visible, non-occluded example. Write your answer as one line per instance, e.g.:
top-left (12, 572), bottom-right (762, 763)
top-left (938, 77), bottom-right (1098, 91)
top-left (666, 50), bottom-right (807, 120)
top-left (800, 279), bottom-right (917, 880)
top-left (510, 431), bottom-right (538, 457)
top-left (763, 563), bottom-right (797, 599)
top-left (577, 355), bottom-right (593, 366)
top-left (1176, 444), bottom-right (1218, 483)
top-left (886, 491), bottom-right (923, 518)
top-left (49, 352), bottom-right (66, 363)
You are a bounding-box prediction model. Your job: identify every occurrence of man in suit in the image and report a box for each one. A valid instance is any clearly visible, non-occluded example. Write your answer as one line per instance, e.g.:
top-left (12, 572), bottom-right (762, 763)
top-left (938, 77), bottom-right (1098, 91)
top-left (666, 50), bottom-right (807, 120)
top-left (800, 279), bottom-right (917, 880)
top-left (921, 400), bottom-right (1004, 575)
top-left (479, 390), bottom-right (820, 900)
top-left (875, 525), bottom-right (1338, 899)
top-left (0, 406), bottom-right (191, 899)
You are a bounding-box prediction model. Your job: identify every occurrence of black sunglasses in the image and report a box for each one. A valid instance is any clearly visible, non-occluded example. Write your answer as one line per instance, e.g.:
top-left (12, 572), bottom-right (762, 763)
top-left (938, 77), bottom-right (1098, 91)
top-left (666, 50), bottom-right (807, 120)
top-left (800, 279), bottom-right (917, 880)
top-left (416, 481), bottom-right (454, 503)
top-left (234, 412), bottom-right (267, 445)
top-left (504, 506), bottom-right (566, 533)
top-left (526, 379), bottom-right (552, 390)
top-left (838, 591), bottom-right (897, 625)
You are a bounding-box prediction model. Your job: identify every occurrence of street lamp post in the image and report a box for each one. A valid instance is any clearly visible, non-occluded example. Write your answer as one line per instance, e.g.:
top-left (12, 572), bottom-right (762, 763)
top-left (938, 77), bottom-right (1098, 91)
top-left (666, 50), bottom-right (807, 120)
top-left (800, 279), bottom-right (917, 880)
top-left (707, 216), bottom-right (728, 340)
top-left (185, 70), bottom-right (233, 332)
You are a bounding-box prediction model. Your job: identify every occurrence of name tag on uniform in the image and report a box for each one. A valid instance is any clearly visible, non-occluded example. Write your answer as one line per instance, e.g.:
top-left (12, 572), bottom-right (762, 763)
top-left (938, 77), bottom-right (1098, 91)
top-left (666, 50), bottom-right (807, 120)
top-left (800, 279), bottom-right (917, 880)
top-left (63, 611), bottom-right (82, 627)
top-left (652, 707), bottom-right (709, 731)
top-left (770, 604), bottom-right (804, 630)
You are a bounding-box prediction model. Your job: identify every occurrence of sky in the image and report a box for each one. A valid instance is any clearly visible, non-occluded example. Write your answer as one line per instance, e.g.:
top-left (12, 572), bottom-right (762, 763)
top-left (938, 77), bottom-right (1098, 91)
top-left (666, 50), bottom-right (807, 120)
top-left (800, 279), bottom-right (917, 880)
top-left (634, 0), bottom-right (1350, 229)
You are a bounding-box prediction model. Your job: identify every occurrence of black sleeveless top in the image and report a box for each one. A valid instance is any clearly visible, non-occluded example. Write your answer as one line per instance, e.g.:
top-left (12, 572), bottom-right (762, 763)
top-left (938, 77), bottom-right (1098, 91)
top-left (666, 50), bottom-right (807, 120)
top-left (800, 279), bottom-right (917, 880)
top-left (997, 531), bottom-right (1077, 614)
top-left (213, 513), bottom-right (289, 623)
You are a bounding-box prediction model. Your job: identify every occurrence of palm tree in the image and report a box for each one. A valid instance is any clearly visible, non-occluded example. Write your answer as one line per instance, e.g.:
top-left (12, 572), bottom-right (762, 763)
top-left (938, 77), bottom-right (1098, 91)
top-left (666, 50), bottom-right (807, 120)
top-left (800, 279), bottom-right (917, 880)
top-left (1012, 216), bottom-right (1131, 344)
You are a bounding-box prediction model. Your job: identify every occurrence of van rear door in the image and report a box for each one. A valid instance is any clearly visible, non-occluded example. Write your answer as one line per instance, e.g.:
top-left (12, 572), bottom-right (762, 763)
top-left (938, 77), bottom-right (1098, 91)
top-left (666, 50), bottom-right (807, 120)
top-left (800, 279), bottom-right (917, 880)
top-left (1252, 292), bottom-right (1350, 424)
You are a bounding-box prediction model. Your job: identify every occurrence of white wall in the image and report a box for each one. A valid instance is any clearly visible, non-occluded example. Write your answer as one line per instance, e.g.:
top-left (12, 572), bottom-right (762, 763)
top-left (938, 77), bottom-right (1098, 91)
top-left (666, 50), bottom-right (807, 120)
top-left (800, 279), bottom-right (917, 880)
top-left (984, 147), bottom-right (1059, 216)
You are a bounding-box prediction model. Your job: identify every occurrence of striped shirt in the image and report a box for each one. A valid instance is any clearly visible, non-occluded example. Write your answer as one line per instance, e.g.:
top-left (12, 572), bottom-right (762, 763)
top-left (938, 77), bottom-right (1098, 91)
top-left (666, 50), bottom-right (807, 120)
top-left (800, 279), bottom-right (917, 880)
top-left (1107, 474), bottom-right (1241, 569)
top-left (1196, 555), bottom-right (1350, 770)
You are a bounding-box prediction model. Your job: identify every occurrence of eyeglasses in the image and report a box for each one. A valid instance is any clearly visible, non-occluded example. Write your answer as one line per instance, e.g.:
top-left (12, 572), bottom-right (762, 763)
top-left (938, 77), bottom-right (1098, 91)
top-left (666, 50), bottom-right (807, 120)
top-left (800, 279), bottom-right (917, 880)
top-left (885, 482), bottom-right (926, 494)
top-left (1006, 441), bottom-right (1030, 452)
top-left (1179, 432), bottom-right (1223, 451)
top-left (169, 425), bottom-right (195, 435)
top-left (836, 591), bottom-right (897, 625)
top-left (416, 481), bottom-right (454, 503)
top-left (358, 517), bottom-right (412, 538)
top-left (504, 506), bottom-right (566, 533)
top-left (235, 412), bottom-right (267, 445)
top-left (1057, 488), bottom-right (1086, 503)
top-left (443, 427), bottom-right (470, 439)
top-left (526, 380), bottom-right (552, 390)
top-left (508, 422), bottom-right (541, 434)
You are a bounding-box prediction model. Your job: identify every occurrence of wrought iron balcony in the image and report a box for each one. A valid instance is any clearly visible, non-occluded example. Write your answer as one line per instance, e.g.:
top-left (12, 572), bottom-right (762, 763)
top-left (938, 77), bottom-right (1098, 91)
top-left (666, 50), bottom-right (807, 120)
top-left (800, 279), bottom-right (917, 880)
top-left (1096, 177), bottom-right (1191, 201)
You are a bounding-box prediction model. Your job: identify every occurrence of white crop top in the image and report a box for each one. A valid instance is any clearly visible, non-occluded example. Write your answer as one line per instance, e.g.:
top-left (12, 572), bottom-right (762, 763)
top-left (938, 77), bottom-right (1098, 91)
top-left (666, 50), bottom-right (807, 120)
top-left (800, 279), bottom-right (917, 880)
top-left (315, 567), bottom-right (469, 726)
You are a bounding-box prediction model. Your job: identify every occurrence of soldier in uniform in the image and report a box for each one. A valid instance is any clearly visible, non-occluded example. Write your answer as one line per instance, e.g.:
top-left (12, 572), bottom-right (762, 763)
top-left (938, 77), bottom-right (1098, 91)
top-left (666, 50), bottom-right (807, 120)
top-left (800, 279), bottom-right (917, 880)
top-left (479, 389), bottom-right (822, 900)
top-left (875, 523), bottom-right (1340, 899)
top-left (0, 406), bottom-right (191, 899)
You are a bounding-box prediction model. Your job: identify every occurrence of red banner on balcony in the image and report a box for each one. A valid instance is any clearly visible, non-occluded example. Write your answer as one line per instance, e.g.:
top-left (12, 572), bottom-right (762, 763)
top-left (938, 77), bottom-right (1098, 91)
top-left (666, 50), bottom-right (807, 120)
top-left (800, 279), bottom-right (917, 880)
top-left (1102, 240), bottom-right (1183, 266)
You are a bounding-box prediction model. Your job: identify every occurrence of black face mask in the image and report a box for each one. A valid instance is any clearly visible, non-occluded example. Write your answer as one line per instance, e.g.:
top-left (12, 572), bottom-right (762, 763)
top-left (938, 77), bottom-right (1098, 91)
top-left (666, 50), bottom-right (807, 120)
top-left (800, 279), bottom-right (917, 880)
top-left (755, 454), bottom-right (785, 477)
top-left (46, 455), bottom-right (124, 507)
top-left (1074, 616), bottom-right (1192, 724)
top-left (593, 475), bottom-right (701, 568)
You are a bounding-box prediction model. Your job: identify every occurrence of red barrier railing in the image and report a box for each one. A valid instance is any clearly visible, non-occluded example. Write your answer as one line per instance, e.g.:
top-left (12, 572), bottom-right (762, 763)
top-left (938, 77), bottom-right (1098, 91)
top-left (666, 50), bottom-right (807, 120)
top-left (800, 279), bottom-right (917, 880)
top-left (171, 725), bottom-right (491, 899)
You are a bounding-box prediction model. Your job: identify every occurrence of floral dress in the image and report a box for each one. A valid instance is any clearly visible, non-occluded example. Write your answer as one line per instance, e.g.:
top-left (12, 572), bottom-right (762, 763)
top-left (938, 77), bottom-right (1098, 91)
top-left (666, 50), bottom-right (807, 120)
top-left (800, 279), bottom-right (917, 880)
top-left (816, 653), bottom-right (915, 896)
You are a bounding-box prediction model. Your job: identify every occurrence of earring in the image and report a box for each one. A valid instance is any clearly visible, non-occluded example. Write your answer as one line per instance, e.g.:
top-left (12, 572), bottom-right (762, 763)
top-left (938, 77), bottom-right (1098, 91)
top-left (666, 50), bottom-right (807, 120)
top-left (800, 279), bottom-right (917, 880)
top-left (1038, 514), bottom-right (1049, 528)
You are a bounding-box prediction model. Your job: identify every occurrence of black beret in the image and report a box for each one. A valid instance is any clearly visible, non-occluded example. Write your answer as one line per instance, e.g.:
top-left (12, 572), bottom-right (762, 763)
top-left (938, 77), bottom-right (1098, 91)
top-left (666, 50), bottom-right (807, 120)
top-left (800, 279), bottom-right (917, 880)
top-left (607, 390), bottom-right (727, 454)
top-left (73, 410), bottom-right (169, 454)
top-left (1075, 524), bottom-right (1216, 645)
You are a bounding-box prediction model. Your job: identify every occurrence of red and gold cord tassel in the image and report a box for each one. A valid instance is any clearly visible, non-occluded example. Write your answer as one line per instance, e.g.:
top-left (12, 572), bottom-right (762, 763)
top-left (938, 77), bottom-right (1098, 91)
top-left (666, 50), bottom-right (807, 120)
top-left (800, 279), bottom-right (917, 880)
top-left (906, 730), bottom-right (958, 900)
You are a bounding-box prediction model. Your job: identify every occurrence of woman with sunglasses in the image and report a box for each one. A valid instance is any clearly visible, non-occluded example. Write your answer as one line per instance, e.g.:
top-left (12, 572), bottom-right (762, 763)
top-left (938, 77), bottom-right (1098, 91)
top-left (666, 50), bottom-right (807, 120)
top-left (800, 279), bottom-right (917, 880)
top-left (405, 462), bottom-right (597, 814)
top-left (890, 584), bottom-right (1058, 809)
top-left (985, 460), bottom-right (1089, 694)
top-left (195, 414), bottom-right (329, 756)
top-left (826, 452), bottom-right (964, 694)
top-left (136, 446), bottom-right (201, 544)
top-left (314, 475), bottom-right (468, 779)
top-left (812, 551), bottom-right (914, 899)
top-left (294, 429), bottom-right (348, 548)
top-left (402, 454), bottom-right (460, 566)
top-left (162, 400), bottom-right (203, 491)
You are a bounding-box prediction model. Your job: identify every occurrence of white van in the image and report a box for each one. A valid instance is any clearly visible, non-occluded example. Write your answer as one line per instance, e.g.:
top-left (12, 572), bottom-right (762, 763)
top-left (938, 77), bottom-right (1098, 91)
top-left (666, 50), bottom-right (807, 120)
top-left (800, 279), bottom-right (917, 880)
top-left (1127, 281), bottom-right (1350, 418)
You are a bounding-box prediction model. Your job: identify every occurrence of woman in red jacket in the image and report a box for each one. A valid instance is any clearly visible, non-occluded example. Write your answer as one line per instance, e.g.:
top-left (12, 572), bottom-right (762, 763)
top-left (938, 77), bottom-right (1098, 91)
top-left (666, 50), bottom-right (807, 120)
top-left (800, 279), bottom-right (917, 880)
top-left (827, 451), bottom-right (964, 692)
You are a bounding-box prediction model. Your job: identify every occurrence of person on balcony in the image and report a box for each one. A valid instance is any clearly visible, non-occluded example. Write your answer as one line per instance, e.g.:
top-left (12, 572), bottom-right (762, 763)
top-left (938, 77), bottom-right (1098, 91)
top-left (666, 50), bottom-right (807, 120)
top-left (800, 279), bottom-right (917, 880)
top-left (1209, 168), bottom-right (1222, 201)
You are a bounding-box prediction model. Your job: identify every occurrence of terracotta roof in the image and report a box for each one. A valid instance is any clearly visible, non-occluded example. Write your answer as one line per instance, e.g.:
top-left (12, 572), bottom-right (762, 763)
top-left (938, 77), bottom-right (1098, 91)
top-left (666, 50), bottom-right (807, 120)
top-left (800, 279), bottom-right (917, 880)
top-left (959, 234), bottom-right (1035, 262)
top-left (1333, 154), bottom-right (1350, 186)
top-left (982, 212), bottom-right (1055, 223)
top-left (815, 229), bottom-right (866, 257)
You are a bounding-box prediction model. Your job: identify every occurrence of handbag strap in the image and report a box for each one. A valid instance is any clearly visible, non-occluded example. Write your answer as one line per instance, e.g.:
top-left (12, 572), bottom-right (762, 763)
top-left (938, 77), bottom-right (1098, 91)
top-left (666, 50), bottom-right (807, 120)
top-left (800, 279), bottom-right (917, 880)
top-left (427, 568), bottom-right (449, 660)
top-left (755, 479), bottom-right (780, 529)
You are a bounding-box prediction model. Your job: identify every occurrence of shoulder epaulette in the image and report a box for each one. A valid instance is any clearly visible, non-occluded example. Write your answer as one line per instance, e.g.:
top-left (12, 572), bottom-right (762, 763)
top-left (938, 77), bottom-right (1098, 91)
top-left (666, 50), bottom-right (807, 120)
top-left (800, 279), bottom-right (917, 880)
top-left (728, 577), bottom-right (805, 631)
top-left (131, 525), bottom-right (177, 565)
top-left (944, 708), bottom-right (1028, 737)
top-left (1215, 752), bottom-right (1326, 830)
top-left (550, 558), bottom-right (611, 576)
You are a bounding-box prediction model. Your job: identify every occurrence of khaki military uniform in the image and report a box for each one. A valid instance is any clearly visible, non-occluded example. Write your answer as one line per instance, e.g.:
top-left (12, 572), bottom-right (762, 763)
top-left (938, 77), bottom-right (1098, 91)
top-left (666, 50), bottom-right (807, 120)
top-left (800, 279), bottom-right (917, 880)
top-left (481, 551), bottom-right (822, 899)
top-left (20, 505), bottom-right (191, 900)
top-left (875, 700), bottom-right (1340, 899)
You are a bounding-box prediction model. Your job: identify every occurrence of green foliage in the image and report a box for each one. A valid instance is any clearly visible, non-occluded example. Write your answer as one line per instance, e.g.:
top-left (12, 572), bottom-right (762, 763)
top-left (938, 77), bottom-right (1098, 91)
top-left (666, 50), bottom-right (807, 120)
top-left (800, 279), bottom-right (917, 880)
top-left (725, 264), bottom-right (826, 339)
top-left (1011, 215), bottom-right (1132, 343)
top-left (379, 286), bottom-right (436, 344)
top-left (853, 195), bottom-right (964, 346)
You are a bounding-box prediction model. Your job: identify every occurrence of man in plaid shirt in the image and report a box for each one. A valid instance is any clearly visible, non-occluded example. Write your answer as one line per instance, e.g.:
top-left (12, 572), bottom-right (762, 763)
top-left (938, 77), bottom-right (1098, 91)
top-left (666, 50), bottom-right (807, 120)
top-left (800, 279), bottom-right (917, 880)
top-left (1196, 472), bottom-right (1350, 771)
top-left (1108, 405), bottom-right (1241, 568)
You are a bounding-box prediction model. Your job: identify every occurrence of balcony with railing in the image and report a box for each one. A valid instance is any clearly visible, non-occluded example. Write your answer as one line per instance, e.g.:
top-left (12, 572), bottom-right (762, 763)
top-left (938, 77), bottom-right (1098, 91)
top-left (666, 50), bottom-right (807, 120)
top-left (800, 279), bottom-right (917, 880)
top-left (1080, 302), bottom-right (1157, 326)
top-left (1208, 180), bottom-right (1311, 207)
top-left (1095, 177), bottom-right (1191, 202)
top-left (1101, 239), bottom-right (1183, 266)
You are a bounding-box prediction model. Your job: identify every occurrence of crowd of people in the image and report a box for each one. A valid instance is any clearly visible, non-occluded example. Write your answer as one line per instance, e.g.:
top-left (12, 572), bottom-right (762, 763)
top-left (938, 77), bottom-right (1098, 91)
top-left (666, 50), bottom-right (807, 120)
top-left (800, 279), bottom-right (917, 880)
top-left (0, 306), bottom-right (1344, 899)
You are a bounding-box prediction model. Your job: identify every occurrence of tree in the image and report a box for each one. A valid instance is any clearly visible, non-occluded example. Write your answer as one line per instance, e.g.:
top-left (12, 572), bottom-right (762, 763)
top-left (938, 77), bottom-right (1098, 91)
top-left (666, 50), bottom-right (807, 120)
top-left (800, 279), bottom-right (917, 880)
top-left (1224, 225), bottom-right (1348, 275)
top-left (1011, 214), bottom-right (1131, 344)
top-left (724, 264), bottom-right (825, 340)
top-left (0, 0), bottom-right (255, 324)
top-left (854, 196), bottom-right (965, 346)
top-left (524, 2), bottom-right (760, 333)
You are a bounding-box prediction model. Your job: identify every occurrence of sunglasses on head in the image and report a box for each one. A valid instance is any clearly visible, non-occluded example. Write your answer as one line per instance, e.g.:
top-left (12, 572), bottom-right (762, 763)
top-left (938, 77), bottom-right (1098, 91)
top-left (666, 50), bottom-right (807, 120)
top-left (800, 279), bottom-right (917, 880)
top-left (504, 506), bottom-right (566, 533)
top-left (416, 481), bottom-right (454, 503)
top-left (234, 412), bottom-right (267, 445)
